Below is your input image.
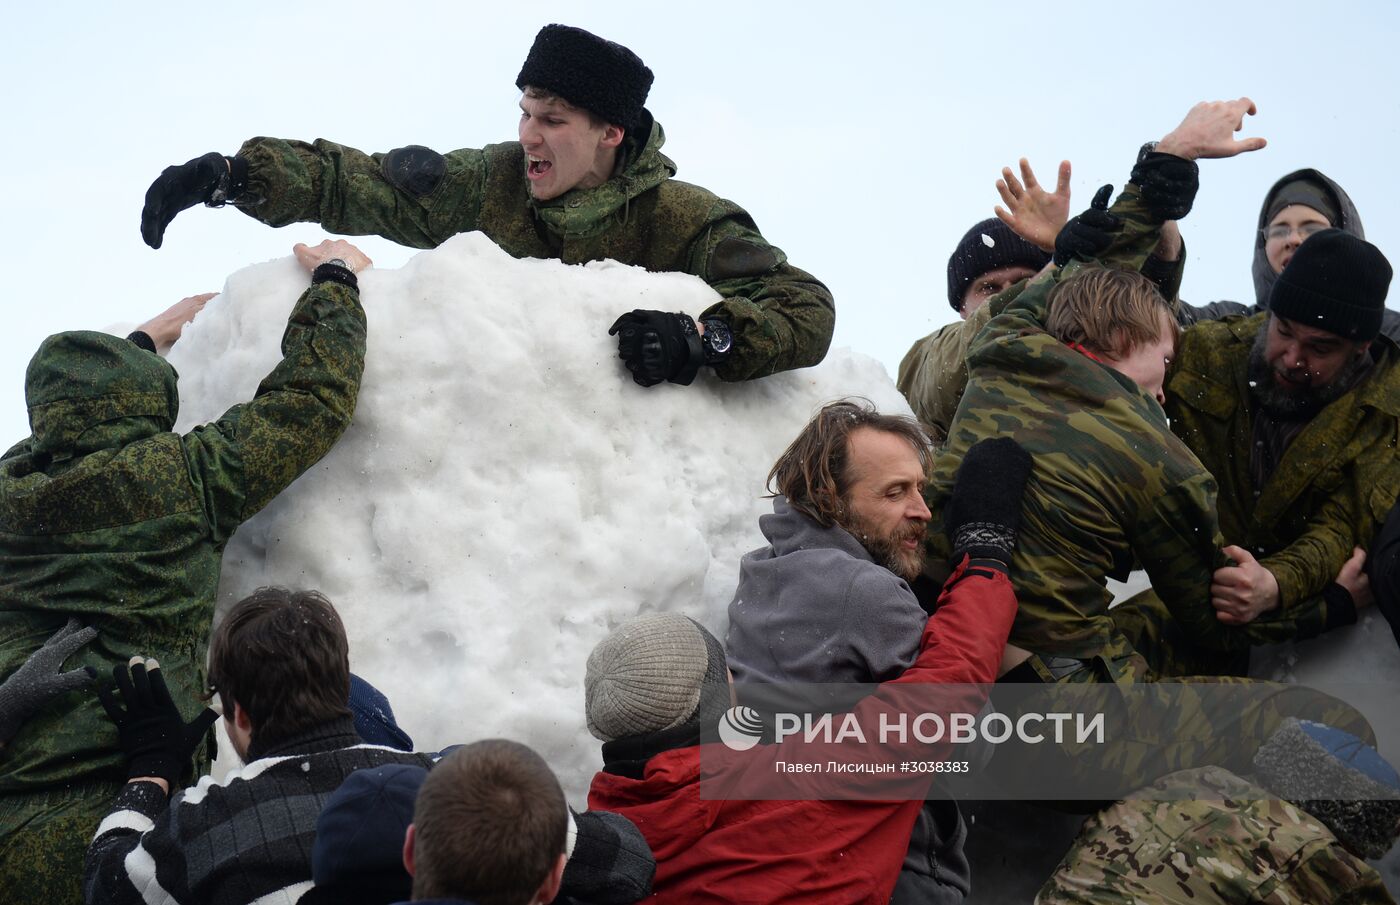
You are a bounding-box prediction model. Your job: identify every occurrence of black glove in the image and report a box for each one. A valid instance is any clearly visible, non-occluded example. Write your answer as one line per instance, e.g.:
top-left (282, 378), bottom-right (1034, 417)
top-left (1053, 184), bottom-right (1119, 268)
top-left (97, 658), bottom-right (218, 784)
top-left (945, 437), bottom-right (1033, 568)
top-left (141, 152), bottom-right (246, 249)
top-left (0, 619), bottom-right (97, 745)
top-left (1129, 151), bottom-right (1199, 222)
top-left (607, 310), bottom-right (704, 387)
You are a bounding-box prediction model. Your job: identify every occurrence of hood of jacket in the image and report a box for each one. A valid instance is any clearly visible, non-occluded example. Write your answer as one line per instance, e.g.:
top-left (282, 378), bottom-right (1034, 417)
top-left (22, 330), bottom-right (179, 463)
top-left (758, 495), bottom-right (878, 564)
top-left (528, 108), bottom-right (676, 239)
top-left (1252, 168), bottom-right (1364, 306)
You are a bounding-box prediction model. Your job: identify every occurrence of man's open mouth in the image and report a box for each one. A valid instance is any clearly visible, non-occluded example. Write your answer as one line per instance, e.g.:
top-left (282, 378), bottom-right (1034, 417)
top-left (527, 156), bottom-right (552, 178)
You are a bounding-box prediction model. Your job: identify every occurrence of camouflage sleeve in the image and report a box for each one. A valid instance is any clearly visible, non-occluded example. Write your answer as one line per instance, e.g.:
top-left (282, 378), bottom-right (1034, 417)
top-left (1134, 473), bottom-right (1252, 653)
top-left (897, 297), bottom-right (1007, 444)
top-left (234, 137), bottom-right (490, 249)
top-left (690, 206), bottom-right (835, 381)
top-left (965, 275), bottom-right (1045, 361)
top-left (1261, 489), bottom-right (1361, 616)
top-left (181, 279), bottom-right (367, 543)
top-left (1096, 185), bottom-right (1170, 270)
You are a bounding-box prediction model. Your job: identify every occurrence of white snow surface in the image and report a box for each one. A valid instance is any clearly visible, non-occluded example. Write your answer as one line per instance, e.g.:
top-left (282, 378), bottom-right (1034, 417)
top-left (167, 232), bottom-right (907, 799)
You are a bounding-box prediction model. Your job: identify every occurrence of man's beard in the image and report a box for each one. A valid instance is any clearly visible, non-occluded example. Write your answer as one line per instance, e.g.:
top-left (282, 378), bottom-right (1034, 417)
top-left (1247, 328), bottom-right (1370, 419)
top-left (839, 510), bottom-right (927, 582)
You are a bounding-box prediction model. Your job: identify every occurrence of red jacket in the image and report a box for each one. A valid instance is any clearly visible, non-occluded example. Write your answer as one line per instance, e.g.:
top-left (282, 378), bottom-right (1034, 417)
top-left (587, 562), bottom-right (1016, 904)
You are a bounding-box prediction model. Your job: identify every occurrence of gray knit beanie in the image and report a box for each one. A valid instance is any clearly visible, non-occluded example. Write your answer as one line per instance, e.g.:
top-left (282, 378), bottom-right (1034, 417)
top-left (585, 613), bottom-right (729, 743)
top-left (1253, 718), bottom-right (1400, 860)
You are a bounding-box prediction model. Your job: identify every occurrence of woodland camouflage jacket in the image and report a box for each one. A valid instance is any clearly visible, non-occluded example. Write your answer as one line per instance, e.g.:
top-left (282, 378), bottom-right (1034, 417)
top-left (924, 186), bottom-right (1301, 670)
top-left (0, 280), bottom-right (365, 790)
top-left (233, 111), bottom-right (833, 382)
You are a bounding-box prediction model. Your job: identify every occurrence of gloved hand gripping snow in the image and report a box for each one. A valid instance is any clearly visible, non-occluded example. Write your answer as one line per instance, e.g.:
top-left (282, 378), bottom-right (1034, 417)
top-left (607, 309), bottom-right (704, 387)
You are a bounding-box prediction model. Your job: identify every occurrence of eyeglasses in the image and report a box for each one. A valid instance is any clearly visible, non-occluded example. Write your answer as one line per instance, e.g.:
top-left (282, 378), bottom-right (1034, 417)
top-left (1263, 222), bottom-right (1329, 242)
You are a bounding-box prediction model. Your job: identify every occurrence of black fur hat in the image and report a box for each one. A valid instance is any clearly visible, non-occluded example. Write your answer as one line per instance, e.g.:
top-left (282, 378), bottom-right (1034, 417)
top-left (516, 25), bottom-right (654, 130)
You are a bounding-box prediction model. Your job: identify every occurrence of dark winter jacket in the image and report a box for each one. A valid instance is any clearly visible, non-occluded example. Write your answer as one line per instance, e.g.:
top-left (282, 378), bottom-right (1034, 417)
top-left (591, 560), bottom-right (1016, 905)
top-left (234, 111), bottom-right (833, 382)
top-left (0, 278), bottom-right (366, 792)
top-left (1177, 168), bottom-right (1400, 341)
top-left (83, 719), bottom-right (435, 905)
top-left (1371, 498), bottom-right (1400, 648)
top-left (724, 496), bottom-right (971, 903)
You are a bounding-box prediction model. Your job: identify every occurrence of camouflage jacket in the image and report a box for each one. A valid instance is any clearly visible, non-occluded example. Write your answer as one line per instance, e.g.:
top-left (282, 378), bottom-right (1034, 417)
top-left (924, 186), bottom-right (1300, 678)
top-left (234, 111), bottom-right (833, 382)
top-left (0, 280), bottom-right (365, 790)
top-left (897, 294), bottom-right (1006, 446)
top-left (1167, 312), bottom-right (1400, 615)
top-left (1037, 766), bottom-right (1397, 905)
top-left (897, 224), bottom-right (1185, 449)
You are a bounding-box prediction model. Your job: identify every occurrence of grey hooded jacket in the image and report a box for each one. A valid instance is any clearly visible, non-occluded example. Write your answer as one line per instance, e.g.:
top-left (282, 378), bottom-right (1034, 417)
top-left (1178, 168), bottom-right (1400, 341)
top-left (724, 496), bottom-right (972, 904)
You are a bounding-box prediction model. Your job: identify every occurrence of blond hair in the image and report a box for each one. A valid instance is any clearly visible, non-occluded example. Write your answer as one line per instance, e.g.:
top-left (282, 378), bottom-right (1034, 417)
top-left (1045, 267), bottom-right (1178, 358)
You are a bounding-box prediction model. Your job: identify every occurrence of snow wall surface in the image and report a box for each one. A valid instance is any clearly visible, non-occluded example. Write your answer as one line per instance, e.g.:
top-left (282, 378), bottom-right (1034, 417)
top-left (167, 231), bottom-right (908, 799)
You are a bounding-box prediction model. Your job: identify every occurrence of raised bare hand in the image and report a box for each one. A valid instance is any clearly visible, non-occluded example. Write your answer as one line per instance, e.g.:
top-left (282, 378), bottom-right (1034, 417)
top-left (1156, 98), bottom-right (1267, 161)
top-left (995, 158), bottom-right (1072, 253)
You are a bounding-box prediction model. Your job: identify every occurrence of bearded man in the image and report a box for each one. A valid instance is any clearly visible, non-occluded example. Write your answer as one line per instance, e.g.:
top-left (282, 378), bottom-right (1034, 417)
top-left (724, 399), bottom-right (1030, 905)
top-left (1162, 228), bottom-right (1399, 640)
top-left (724, 399), bottom-right (948, 686)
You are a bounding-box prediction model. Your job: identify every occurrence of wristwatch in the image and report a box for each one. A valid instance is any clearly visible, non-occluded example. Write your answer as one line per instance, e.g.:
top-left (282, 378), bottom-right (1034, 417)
top-left (699, 318), bottom-right (733, 365)
top-left (1136, 141), bottom-right (1160, 164)
top-left (326, 258), bottom-right (348, 270)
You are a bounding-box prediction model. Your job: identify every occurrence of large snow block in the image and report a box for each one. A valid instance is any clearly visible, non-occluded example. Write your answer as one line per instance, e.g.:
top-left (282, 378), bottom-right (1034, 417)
top-left (168, 232), bottom-right (905, 796)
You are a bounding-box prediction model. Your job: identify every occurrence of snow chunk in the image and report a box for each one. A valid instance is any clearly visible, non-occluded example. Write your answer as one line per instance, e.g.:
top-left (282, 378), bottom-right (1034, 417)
top-left (169, 233), bottom-right (907, 797)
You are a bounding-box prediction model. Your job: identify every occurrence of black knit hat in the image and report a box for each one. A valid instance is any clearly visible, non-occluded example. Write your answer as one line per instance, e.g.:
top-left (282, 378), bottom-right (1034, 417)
top-left (516, 25), bottom-right (654, 130)
top-left (946, 218), bottom-right (1050, 313)
top-left (1268, 229), bottom-right (1392, 342)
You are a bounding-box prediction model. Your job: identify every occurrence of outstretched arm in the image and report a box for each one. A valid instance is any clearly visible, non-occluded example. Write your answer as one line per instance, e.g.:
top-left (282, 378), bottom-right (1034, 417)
top-left (182, 240), bottom-right (371, 542)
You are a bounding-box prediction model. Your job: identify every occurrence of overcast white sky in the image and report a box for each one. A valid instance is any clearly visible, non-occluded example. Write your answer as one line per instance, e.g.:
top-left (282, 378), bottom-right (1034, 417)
top-left (2, 1), bottom-right (1397, 444)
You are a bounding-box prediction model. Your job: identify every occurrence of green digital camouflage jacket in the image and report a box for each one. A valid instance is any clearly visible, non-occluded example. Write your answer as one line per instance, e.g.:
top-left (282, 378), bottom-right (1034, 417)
top-left (1037, 766), bottom-right (1397, 905)
top-left (233, 112), bottom-right (833, 382)
top-left (0, 280), bottom-right (366, 790)
top-left (1167, 311), bottom-right (1400, 615)
top-left (924, 186), bottom-right (1300, 680)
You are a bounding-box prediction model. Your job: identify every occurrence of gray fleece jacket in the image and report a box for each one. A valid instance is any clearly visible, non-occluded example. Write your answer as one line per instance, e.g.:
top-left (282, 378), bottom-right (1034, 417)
top-left (724, 496), bottom-right (925, 685)
top-left (722, 496), bottom-right (971, 905)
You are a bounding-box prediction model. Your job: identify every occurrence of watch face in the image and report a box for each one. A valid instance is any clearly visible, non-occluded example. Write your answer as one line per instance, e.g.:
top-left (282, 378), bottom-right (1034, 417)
top-left (707, 329), bottom-right (732, 354)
